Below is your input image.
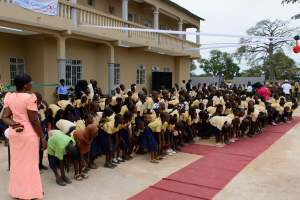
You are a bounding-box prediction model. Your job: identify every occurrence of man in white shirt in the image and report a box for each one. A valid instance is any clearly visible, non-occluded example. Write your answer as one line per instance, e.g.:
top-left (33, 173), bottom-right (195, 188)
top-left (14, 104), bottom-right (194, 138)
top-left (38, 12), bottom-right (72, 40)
top-left (246, 81), bottom-right (253, 93)
top-left (282, 80), bottom-right (291, 97)
top-left (88, 79), bottom-right (94, 100)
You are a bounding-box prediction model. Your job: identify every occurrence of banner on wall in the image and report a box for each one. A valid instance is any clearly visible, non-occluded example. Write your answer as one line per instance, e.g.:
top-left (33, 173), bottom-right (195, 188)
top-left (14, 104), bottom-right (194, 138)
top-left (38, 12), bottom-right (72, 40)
top-left (12, 0), bottom-right (58, 16)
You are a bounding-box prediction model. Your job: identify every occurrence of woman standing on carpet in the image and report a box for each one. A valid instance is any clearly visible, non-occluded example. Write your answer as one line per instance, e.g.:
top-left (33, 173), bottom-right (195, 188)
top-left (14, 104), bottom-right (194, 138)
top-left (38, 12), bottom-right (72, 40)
top-left (1, 74), bottom-right (46, 199)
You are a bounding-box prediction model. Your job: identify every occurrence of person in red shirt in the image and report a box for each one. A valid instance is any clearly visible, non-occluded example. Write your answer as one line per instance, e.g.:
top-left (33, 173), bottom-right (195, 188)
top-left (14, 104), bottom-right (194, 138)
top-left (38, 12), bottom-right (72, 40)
top-left (256, 83), bottom-right (271, 101)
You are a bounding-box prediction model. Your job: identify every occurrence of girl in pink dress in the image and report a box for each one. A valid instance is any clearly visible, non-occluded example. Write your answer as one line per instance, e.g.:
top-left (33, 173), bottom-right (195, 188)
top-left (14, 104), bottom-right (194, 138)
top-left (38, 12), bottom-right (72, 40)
top-left (2, 74), bottom-right (46, 200)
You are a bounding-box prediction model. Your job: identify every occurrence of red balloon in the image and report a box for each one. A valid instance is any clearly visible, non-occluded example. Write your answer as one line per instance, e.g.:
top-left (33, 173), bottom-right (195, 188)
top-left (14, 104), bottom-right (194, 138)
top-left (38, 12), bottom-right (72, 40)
top-left (293, 45), bottom-right (300, 54)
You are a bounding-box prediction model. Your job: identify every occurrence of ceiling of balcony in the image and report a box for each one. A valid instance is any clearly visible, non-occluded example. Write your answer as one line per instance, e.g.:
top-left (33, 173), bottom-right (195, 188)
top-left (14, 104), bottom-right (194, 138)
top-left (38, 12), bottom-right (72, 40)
top-left (0, 26), bottom-right (38, 35)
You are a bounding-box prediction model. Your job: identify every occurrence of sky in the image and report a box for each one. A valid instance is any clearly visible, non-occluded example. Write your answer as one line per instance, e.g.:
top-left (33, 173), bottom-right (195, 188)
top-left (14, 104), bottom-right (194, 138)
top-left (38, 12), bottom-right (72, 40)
top-left (171, 0), bottom-right (300, 74)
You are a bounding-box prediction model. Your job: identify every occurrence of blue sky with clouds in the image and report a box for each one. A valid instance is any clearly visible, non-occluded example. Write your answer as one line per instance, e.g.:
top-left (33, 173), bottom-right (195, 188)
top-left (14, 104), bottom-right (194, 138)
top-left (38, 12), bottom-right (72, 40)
top-left (171, 0), bottom-right (300, 74)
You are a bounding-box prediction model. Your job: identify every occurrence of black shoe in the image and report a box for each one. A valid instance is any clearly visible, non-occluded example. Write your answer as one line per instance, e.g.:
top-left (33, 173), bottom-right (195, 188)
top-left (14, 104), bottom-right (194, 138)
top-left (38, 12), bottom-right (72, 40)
top-left (110, 162), bottom-right (117, 168)
top-left (62, 176), bottom-right (72, 184)
top-left (112, 159), bottom-right (120, 164)
top-left (39, 164), bottom-right (48, 170)
top-left (104, 163), bottom-right (114, 169)
top-left (56, 178), bottom-right (67, 186)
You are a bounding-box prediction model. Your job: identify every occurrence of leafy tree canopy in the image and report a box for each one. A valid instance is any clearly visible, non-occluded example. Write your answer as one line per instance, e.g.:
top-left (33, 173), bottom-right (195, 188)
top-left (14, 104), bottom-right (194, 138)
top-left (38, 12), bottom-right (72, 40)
top-left (199, 50), bottom-right (240, 80)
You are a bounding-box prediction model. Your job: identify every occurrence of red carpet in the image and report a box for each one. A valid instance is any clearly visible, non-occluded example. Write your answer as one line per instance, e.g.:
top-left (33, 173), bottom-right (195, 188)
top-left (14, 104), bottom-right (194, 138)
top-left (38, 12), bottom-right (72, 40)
top-left (129, 118), bottom-right (300, 200)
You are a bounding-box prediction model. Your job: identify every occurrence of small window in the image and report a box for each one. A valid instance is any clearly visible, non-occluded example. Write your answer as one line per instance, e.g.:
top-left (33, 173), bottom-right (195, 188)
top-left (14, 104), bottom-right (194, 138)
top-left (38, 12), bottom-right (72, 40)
top-left (152, 66), bottom-right (159, 72)
top-left (159, 24), bottom-right (169, 30)
top-left (163, 67), bottom-right (171, 72)
top-left (10, 57), bottom-right (25, 84)
top-left (109, 6), bottom-right (115, 14)
top-left (87, 0), bottom-right (95, 7)
top-left (66, 59), bottom-right (82, 86)
top-left (114, 64), bottom-right (120, 85)
top-left (136, 65), bottom-right (146, 85)
top-left (128, 13), bottom-right (137, 22)
top-left (144, 19), bottom-right (153, 28)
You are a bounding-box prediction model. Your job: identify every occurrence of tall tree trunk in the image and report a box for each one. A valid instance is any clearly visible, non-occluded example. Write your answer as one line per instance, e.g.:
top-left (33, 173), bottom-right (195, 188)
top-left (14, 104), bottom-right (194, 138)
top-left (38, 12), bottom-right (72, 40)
top-left (268, 41), bottom-right (276, 81)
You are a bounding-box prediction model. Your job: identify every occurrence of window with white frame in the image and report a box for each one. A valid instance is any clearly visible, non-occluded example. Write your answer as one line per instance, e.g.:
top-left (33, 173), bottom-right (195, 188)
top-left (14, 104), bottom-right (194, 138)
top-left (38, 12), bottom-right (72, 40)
top-left (144, 19), bottom-right (153, 28)
top-left (66, 59), bottom-right (82, 86)
top-left (114, 64), bottom-right (120, 85)
top-left (136, 65), bottom-right (146, 85)
top-left (163, 67), bottom-right (171, 72)
top-left (128, 13), bottom-right (138, 22)
top-left (152, 66), bottom-right (160, 72)
top-left (10, 58), bottom-right (25, 84)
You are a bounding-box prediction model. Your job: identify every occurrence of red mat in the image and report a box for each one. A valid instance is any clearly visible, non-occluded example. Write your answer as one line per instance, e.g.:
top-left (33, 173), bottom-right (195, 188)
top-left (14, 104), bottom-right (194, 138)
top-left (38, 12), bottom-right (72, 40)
top-left (181, 144), bottom-right (217, 156)
top-left (129, 117), bottom-right (300, 200)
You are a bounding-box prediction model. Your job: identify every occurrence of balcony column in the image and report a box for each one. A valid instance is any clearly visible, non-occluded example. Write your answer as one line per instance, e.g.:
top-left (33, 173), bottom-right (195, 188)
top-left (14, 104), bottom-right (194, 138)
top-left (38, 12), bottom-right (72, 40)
top-left (70, 0), bottom-right (78, 27)
top-left (178, 19), bottom-right (184, 39)
top-left (196, 27), bottom-right (200, 44)
top-left (57, 37), bottom-right (66, 81)
top-left (107, 44), bottom-right (116, 95)
top-left (122, 0), bottom-right (129, 21)
top-left (153, 7), bottom-right (159, 29)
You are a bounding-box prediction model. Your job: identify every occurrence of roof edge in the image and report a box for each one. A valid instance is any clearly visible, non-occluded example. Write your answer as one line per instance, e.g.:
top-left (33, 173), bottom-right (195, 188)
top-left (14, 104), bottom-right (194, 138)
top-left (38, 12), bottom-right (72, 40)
top-left (165, 0), bottom-right (205, 21)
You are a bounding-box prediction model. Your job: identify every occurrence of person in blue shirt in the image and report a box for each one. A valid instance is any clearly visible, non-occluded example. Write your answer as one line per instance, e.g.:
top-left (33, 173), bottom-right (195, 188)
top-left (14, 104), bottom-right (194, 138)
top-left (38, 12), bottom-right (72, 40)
top-left (57, 79), bottom-right (69, 100)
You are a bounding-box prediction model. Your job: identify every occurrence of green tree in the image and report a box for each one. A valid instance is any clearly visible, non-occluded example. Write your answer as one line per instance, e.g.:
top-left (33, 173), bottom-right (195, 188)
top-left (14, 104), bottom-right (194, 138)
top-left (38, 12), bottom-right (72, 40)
top-left (236, 19), bottom-right (297, 80)
top-left (199, 50), bottom-right (240, 79)
top-left (241, 51), bottom-right (300, 80)
top-left (240, 66), bottom-right (264, 77)
top-left (263, 51), bottom-right (300, 80)
top-left (190, 61), bottom-right (197, 75)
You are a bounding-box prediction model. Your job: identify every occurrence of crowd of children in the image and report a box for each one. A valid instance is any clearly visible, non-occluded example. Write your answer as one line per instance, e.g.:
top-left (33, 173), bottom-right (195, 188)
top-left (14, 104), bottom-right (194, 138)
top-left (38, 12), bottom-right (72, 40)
top-left (0, 79), bottom-right (298, 186)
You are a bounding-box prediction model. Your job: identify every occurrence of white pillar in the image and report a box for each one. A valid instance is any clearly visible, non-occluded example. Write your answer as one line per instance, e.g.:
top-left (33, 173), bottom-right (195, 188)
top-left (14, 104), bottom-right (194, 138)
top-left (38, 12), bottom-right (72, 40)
top-left (70, 0), bottom-right (78, 27)
top-left (153, 7), bottom-right (159, 29)
top-left (122, 0), bottom-right (128, 21)
top-left (108, 63), bottom-right (115, 95)
top-left (196, 27), bottom-right (200, 44)
top-left (178, 19), bottom-right (183, 39)
top-left (57, 37), bottom-right (66, 81)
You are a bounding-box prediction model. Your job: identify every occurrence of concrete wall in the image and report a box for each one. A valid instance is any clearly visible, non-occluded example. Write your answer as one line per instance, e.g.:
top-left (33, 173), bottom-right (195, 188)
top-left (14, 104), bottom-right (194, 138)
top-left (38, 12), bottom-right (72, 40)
top-left (232, 76), bottom-right (265, 86)
top-left (0, 33), bottom-right (26, 84)
top-left (191, 76), bottom-right (220, 86)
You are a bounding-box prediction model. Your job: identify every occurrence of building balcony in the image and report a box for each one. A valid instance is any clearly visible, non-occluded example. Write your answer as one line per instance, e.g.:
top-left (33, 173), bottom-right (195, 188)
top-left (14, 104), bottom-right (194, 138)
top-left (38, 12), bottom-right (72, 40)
top-left (0, 0), bottom-right (200, 58)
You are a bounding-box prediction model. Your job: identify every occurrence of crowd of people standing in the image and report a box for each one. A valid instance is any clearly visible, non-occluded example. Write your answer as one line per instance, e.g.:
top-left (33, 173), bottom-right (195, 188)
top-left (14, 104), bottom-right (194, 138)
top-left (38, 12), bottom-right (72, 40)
top-left (0, 74), bottom-right (299, 199)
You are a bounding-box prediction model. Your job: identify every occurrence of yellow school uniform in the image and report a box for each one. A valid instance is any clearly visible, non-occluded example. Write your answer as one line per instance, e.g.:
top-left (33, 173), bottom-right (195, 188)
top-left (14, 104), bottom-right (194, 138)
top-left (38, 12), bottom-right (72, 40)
top-left (162, 121), bottom-right (168, 133)
top-left (284, 102), bottom-right (293, 110)
top-left (132, 92), bottom-right (139, 102)
top-left (202, 99), bottom-right (209, 107)
top-left (207, 106), bottom-right (216, 116)
top-left (56, 119), bottom-right (76, 134)
top-left (168, 97), bottom-right (179, 106)
top-left (120, 105), bottom-right (128, 116)
top-left (148, 117), bottom-right (162, 133)
top-left (191, 99), bottom-right (200, 108)
top-left (57, 100), bottom-right (71, 110)
top-left (239, 101), bottom-right (248, 109)
top-left (75, 120), bottom-right (86, 131)
top-left (102, 115), bottom-right (120, 134)
top-left (49, 104), bottom-right (61, 118)
top-left (189, 90), bottom-right (197, 98)
top-left (212, 96), bottom-right (225, 106)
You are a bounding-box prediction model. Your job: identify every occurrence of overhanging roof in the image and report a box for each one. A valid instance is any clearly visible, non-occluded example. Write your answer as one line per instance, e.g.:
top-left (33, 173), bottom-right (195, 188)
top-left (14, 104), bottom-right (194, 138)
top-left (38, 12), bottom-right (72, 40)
top-left (165, 0), bottom-right (205, 21)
